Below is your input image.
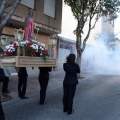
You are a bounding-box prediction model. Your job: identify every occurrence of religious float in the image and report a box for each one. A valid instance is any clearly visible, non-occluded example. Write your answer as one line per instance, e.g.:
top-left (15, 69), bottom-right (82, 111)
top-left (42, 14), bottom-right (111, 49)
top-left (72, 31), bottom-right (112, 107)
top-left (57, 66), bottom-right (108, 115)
top-left (0, 28), bottom-right (57, 67)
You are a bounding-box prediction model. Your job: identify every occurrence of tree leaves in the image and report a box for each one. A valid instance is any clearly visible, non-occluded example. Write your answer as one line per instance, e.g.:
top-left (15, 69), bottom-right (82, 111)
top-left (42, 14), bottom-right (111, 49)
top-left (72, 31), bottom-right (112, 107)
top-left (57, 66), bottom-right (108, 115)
top-left (64, 0), bottom-right (120, 24)
top-left (64, 0), bottom-right (120, 65)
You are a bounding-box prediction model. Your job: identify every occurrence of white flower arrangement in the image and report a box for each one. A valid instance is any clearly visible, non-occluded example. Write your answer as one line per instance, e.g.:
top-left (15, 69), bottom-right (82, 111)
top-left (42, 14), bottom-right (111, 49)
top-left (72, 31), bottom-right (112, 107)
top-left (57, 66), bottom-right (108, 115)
top-left (3, 40), bottom-right (49, 59)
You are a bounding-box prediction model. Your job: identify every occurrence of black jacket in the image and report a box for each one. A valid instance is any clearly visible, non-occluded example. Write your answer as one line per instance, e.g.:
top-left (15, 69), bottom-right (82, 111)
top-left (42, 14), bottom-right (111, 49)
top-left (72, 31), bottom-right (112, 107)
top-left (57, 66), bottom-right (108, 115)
top-left (18, 67), bottom-right (28, 79)
top-left (63, 62), bottom-right (80, 85)
top-left (38, 67), bottom-right (52, 80)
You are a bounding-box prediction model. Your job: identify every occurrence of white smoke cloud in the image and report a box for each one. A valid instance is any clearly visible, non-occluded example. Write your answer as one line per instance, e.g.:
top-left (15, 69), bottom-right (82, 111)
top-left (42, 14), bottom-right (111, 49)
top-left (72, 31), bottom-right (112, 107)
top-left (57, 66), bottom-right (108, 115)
top-left (81, 38), bottom-right (120, 75)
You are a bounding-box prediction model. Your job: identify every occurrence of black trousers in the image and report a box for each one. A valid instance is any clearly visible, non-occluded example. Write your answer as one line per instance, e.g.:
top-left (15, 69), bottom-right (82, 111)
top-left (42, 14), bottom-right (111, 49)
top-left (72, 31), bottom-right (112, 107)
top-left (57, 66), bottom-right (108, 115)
top-left (63, 84), bottom-right (76, 113)
top-left (39, 78), bottom-right (49, 104)
top-left (18, 77), bottom-right (27, 97)
top-left (0, 97), bottom-right (5, 120)
top-left (2, 76), bottom-right (9, 92)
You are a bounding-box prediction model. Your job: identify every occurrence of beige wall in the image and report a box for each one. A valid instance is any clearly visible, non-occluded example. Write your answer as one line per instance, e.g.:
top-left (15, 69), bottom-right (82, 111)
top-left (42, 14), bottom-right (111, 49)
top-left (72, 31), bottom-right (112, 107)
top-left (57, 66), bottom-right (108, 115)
top-left (2, 27), bottom-right (51, 49)
top-left (6, 0), bottom-right (62, 33)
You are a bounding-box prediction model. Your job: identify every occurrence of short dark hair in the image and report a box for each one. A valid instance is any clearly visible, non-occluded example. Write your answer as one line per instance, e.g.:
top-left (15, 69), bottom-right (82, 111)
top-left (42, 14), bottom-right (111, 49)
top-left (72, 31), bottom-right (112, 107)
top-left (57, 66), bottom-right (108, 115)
top-left (66, 53), bottom-right (76, 63)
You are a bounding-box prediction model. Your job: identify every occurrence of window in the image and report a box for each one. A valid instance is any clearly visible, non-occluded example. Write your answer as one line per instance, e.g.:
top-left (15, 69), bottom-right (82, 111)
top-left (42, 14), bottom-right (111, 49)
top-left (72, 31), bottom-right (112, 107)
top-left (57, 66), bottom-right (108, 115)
top-left (60, 44), bottom-right (72, 51)
top-left (44, 0), bottom-right (56, 18)
top-left (20, 0), bottom-right (35, 9)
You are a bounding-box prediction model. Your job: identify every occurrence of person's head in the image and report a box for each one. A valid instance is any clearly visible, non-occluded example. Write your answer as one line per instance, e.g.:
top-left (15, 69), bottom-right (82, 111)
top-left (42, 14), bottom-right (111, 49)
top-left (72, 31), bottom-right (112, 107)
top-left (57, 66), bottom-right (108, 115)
top-left (66, 53), bottom-right (76, 64)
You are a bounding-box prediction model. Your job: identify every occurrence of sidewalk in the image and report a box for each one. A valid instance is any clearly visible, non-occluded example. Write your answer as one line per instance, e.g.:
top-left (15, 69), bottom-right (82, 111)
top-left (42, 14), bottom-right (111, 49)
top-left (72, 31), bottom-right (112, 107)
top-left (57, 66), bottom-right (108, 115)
top-left (1, 70), bottom-right (93, 102)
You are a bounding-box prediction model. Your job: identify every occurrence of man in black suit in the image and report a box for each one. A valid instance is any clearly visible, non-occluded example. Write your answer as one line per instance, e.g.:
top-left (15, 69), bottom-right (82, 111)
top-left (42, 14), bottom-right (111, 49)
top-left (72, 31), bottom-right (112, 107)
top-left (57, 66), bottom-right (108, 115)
top-left (38, 67), bottom-right (52, 105)
top-left (0, 47), bottom-right (5, 120)
top-left (18, 67), bottom-right (29, 99)
top-left (0, 68), bottom-right (5, 120)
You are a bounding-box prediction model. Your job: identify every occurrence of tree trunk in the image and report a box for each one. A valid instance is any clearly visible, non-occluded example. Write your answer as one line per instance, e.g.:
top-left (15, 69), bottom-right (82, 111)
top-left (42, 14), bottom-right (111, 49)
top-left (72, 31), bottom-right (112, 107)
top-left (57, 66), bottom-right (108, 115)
top-left (76, 34), bottom-right (82, 77)
top-left (0, 0), bottom-right (21, 35)
top-left (76, 19), bottom-right (83, 79)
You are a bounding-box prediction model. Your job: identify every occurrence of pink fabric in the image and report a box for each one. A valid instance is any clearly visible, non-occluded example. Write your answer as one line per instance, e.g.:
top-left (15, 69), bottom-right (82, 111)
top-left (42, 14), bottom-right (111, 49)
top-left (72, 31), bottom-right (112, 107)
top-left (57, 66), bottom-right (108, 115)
top-left (24, 18), bottom-right (34, 40)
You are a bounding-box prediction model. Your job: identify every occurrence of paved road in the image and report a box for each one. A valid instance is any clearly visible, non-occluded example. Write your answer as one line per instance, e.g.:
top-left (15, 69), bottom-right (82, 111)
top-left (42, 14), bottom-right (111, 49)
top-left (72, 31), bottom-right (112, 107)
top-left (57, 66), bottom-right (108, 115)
top-left (2, 75), bottom-right (120, 120)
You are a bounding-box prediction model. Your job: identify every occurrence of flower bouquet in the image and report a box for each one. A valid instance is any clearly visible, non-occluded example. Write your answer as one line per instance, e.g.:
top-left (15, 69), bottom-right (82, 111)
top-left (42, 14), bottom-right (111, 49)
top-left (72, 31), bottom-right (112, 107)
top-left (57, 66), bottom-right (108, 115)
top-left (1, 40), bottom-right (57, 67)
top-left (2, 40), bottom-right (49, 60)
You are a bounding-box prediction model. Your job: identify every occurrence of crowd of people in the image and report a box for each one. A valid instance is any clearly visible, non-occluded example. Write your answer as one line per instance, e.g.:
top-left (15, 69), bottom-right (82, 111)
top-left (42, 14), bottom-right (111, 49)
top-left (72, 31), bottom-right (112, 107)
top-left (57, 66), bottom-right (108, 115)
top-left (0, 53), bottom-right (80, 119)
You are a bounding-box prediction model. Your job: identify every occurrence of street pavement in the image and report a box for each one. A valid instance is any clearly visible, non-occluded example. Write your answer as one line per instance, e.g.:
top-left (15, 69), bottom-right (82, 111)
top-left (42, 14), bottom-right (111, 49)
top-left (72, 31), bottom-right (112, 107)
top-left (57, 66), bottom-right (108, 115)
top-left (2, 71), bottom-right (120, 120)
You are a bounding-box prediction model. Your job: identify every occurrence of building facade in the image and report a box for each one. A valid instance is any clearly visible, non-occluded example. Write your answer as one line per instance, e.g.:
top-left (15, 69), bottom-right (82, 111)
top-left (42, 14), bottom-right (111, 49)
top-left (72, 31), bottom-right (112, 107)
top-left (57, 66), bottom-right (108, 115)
top-left (101, 15), bottom-right (114, 33)
top-left (2, 0), bottom-right (63, 76)
top-left (3, 0), bottom-right (62, 51)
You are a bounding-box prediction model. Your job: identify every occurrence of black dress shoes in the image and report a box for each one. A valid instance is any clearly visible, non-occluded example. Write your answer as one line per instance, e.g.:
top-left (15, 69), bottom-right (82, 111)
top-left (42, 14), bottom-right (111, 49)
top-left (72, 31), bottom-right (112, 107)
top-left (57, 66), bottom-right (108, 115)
top-left (21, 96), bottom-right (29, 99)
top-left (68, 110), bottom-right (74, 115)
top-left (39, 101), bottom-right (46, 105)
top-left (2, 90), bottom-right (10, 93)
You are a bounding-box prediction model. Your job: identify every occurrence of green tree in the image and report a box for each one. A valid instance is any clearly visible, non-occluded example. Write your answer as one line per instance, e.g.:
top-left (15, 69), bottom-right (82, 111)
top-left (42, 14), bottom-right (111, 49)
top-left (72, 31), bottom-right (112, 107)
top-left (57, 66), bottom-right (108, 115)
top-left (0, 0), bottom-right (21, 35)
top-left (64, 0), bottom-right (120, 73)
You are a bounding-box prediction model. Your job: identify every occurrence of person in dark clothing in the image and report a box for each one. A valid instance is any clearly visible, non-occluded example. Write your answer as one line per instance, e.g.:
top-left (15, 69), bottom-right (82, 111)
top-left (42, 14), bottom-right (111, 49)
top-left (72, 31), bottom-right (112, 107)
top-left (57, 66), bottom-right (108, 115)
top-left (63, 53), bottom-right (80, 115)
top-left (0, 69), bottom-right (5, 120)
top-left (0, 61), bottom-right (5, 120)
top-left (2, 76), bottom-right (10, 93)
top-left (0, 101), bottom-right (5, 120)
top-left (38, 67), bottom-right (52, 105)
top-left (18, 67), bottom-right (29, 99)
top-left (2, 66), bottom-right (12, 93)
